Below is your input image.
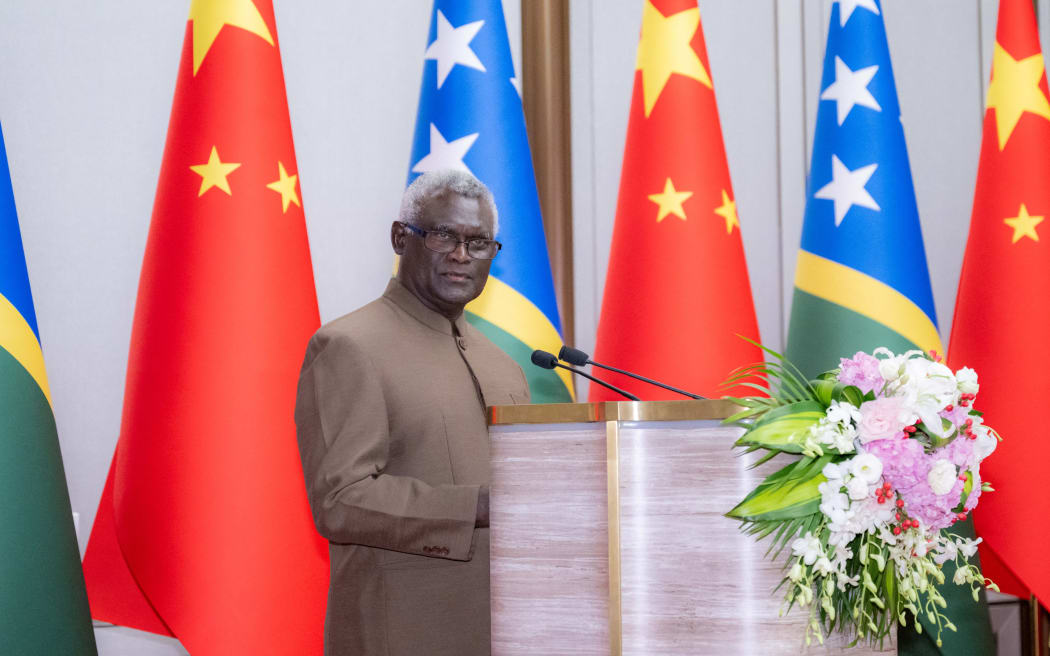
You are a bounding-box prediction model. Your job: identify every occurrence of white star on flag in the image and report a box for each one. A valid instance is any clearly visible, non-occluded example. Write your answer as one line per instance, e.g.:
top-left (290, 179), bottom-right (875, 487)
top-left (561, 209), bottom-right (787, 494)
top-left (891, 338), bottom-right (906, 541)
top-left (814, 155), bottom-right (880, 226)
top-left (820, 57), bottom-right (881, 125)
top-left (836, 0), bottom-right (880, 27)
top-left (424, 10), bottom-right (486, 89)
top-left (411, 123), bottom-right (479, 174)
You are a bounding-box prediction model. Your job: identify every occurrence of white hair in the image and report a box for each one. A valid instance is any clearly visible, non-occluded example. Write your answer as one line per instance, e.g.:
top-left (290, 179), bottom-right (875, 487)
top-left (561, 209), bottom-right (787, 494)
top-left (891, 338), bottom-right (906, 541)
top-left (399, 170), bottom-right (499, 236)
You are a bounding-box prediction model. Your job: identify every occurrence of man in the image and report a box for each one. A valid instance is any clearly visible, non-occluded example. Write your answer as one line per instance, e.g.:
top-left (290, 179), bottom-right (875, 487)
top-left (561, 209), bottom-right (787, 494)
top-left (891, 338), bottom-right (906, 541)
top-left (295, 170), bottom-right (530, 655)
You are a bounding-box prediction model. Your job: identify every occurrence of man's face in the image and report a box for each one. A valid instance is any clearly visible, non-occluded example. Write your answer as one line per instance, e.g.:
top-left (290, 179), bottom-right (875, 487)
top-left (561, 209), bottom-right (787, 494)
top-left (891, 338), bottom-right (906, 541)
top-left (393, 191), bottom-right (495, 320)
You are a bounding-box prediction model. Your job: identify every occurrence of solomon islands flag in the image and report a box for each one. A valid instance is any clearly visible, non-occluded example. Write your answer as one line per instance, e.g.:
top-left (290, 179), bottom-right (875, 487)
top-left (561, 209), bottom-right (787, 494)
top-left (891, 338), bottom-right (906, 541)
top-left (407, 0), bottom-right (572, 402)
top-left (786, 0), bottom-right (942, 375)
top-left (785, 2), bottom-right (993, 654)
top-left (0, 123), bottom-right (96, 653)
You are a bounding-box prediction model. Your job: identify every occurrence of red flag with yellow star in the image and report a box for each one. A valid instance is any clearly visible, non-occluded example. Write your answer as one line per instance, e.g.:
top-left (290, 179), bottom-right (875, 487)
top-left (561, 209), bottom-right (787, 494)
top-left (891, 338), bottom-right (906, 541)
top-left (947, 0), bottom-right (1050, 608)
top-left (590, 0), bottom-right (761, 401)
top-left (81, 0), bottom-right (328, 652)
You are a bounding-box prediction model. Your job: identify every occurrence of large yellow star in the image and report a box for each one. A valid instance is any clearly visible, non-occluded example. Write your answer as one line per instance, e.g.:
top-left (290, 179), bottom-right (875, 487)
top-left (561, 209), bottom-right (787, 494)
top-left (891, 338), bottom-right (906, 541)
top-left (713, 189), bottom-right (739, 234)
top-left (1004, 203), bottom-right (1044, 243)
top-left (266, 161), bottom-right (301, 213)
top-left (635, 0), bottom-right (711, 117)
top-left (986, 42), bottom-right (1050, 150)
top-left (190, 146), bottom-right (241, 196)
top-left (188, 0), bottom-right (274, 75)
top-left (649, 178), bottom-right (692, 222)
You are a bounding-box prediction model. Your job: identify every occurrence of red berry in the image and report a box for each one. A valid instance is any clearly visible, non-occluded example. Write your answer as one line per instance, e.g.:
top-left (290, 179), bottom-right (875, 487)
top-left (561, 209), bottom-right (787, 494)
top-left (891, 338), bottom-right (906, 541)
top-left (895, 513), bottom-right (902, 521)
top-left (965, 418), bottom-right (973, 426)
top-left (911, 520), bottom-right (920, 528)
top-left (896, 499), bottom-right (905, 508)
top-left (945, 404), bottom-right (954, 411)
top-left (883, 482), bottom-right (892, 491)
top-left (893, 526), bottom-right (902, 535)
top-left (957, 512), bottom-right (966, 520)
top-left (877, 497), bottom-right (885, 504)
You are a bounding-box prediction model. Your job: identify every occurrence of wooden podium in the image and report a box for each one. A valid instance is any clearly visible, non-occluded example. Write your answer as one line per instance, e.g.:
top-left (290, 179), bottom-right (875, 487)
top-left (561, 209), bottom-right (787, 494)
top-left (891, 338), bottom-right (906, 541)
top-left (487, 399), bottom-right (895, 655)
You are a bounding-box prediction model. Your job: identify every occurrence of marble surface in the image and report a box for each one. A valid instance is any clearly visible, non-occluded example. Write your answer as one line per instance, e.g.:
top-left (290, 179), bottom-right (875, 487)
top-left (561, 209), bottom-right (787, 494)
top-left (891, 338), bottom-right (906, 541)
top-left (489, 420), bottom-right (895, 655)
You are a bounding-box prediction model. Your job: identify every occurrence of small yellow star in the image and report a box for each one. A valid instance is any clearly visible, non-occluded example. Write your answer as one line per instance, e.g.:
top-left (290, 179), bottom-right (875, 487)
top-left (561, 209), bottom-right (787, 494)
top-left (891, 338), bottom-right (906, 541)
top-left (266, 161), bottom-right (301, 213)
top-left (648, 178), bottom-right (692, 222)
top-left (188, 0), bottom-right (274, 75)
top-left (189, 146), bottom-right (241, 196)
top-left (713, 189), bottom-right (739, 234)
top-left (635, 0), bottom-right (711, 117)
top-left (986, 42), bottom-right (1050, 150)
top-left (1004, 203), bottom-right (1044, 243)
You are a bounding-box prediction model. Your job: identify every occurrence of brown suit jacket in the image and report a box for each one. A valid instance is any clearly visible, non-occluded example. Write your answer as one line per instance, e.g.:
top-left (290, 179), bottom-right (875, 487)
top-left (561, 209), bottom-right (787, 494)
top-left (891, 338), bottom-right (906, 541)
top-left (295, 278), bottom-right (530, 655)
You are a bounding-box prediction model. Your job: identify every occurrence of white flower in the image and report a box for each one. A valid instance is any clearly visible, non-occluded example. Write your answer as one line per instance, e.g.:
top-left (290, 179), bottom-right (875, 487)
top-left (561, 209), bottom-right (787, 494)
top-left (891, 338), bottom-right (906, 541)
top-left (956, 367), bottom-right (979, 395)
top-left (850, 453), bottom-right (884, 484)
top-left (827, 401), bottom-right (861, 426)
top-left (792, 532), bottom-right (823, 566)
top-left (934, 540), bottom-right (958, 565)
top-left (974, 430), bottom-right (997, 461)
top-left (846, 476), bottom-right (870, 500)
top-left (878, 356), bottom-right (905, 382)
top-left (814, 556), bottom-right (835, 576)
top-left (927, 459), bottom-right (958, 495)
top-left (822, 462), bottom-right (844, 480)
top-left (958, 537), bottom-right (982, 559)
top-left (953, 568), bottom-right (969, 585)
top-left (788, 561), bottom-right (804, 582)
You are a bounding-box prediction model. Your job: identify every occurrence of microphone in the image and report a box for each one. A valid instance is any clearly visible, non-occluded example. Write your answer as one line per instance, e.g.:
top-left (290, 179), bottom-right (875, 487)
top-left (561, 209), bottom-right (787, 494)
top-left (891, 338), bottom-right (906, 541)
top-left (557, 345), bottom-right (705, 400)
top-left (530, 350), bottom-right (640, 401)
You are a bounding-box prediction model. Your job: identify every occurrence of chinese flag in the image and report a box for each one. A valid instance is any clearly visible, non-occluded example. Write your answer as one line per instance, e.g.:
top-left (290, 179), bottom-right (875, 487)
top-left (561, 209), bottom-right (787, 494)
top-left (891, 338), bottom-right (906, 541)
top-left (591, 0), bottom-right (761, 401)
top-left (82, 1), bottom-right (329, 653)
top-left (947, 0), bottom-right (1050, 608)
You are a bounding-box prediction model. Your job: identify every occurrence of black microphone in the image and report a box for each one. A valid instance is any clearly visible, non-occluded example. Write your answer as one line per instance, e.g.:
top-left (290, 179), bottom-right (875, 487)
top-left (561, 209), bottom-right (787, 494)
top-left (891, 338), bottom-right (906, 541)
top-left (530, 350), bottom-right (640, 401)
top-left (557, 345), bottom-right (705, 400)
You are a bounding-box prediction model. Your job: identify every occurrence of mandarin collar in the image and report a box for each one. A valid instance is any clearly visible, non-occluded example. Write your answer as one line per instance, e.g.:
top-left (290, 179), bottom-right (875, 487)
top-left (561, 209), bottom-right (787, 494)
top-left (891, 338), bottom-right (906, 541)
top-left (382, 277), bottom-right (470, 337)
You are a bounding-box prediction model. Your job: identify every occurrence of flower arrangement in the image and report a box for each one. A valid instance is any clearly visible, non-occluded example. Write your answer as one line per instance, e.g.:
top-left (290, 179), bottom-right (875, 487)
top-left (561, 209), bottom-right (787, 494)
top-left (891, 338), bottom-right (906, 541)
top-left (724, 346), bottom-right (999, 648)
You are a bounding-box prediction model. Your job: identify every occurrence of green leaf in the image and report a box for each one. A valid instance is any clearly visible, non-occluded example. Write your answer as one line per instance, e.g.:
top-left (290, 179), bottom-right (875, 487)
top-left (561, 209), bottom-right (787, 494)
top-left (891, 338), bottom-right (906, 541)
top-left (734, 401), bottom-right (825, 453)
top-left (812, 378), bottom-right (836, 406)
top-left (840, 385), bottom-right (864, 407)
top-left (727, 461), bottom-right (826, 521)
top-left (954, 470), bottom-right (974, 512)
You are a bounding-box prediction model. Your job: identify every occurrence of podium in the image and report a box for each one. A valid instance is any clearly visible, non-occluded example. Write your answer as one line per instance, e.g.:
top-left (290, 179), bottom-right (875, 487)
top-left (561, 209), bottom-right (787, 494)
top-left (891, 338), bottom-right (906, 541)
top-left (487, 399), bottom-right (895, 655)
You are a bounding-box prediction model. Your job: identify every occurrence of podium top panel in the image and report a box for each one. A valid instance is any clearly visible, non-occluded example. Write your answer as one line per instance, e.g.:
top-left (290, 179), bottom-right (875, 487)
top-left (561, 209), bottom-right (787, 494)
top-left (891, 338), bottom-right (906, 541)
top-left (487, 399), bottom-right (742, 425)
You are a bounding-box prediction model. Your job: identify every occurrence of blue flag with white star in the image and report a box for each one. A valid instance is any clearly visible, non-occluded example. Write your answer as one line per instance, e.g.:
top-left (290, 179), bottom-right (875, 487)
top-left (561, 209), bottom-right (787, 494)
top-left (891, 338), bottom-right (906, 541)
top-left (407, 0), bottom-right (572, 402)
top-left (786, 0), bottom-right (942, 374)
top-left (785, 2), bottom-right (994, 654)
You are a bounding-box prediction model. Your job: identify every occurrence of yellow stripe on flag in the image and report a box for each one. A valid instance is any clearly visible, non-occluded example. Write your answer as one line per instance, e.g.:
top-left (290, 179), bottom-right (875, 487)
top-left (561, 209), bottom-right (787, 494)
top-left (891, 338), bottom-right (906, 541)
top-left (795, 250), bottom-right (944, 355)
top-left (0, 292), bottom-right (51, 406)
top-left (468, 275), bottom-right (574, 397)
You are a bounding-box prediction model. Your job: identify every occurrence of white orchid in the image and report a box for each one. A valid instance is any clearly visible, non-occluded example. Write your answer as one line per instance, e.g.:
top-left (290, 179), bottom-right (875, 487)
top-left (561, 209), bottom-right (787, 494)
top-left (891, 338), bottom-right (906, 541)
top-left (792, 532), bottom-right (824, 566)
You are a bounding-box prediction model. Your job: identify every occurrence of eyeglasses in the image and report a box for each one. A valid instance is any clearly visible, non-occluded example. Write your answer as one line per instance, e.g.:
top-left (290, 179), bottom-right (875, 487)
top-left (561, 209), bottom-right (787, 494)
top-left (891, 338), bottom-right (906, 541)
top-left (400, 222), bottom-right (502, 260)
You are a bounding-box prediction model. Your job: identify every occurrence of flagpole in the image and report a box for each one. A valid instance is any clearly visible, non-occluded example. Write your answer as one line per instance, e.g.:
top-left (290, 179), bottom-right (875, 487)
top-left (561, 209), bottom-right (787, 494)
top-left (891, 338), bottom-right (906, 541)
top-left (1034, 595), bottom-right (1044, 656)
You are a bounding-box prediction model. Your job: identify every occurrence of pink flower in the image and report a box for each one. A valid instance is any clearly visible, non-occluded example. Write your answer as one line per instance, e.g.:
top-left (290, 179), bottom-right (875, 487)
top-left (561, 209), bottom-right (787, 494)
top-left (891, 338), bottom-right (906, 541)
top-left (839, 351), bottom-right (885, 395)
top-left (857, 397), bottom-right (907, 443)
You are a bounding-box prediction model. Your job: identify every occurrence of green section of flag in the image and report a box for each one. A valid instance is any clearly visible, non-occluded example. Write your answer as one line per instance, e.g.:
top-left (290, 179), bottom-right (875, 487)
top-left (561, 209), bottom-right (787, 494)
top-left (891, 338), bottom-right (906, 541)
top-left (0, 347), bottom-right (97, 655)
top-left (466, 311), bottom-right (572, 403)
top-left (785, 289), bottom-right (915, 378)
top-left (786, 288), bottom-right (993, 654)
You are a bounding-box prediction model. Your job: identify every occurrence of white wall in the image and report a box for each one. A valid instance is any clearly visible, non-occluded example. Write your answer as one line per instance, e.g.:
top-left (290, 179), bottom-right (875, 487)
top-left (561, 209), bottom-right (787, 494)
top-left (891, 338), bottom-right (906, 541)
top-left (0, 0), bottom-right (1044, 652)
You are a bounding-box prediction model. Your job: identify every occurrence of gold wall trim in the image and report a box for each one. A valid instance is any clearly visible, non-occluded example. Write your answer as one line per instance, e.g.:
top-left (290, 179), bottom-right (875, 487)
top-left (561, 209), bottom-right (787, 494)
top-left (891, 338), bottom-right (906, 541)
top-left (488, 399), bottom-right (742, 425)
top-left (522, 0), bottom-right (574, 345)
top-left (605, 419), bottom-right (622, 656)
